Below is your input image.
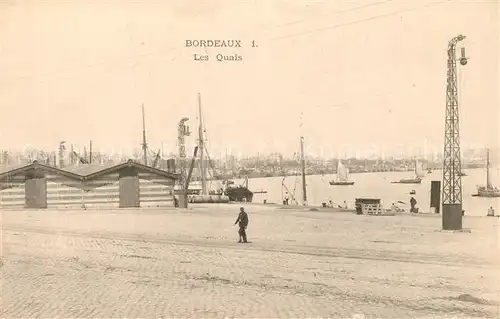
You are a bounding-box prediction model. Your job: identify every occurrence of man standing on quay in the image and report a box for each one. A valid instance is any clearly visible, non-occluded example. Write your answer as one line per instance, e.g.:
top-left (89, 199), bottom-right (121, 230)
top-left (234, 207), bottom-right (249, 243)
top-left (410, 196), bottom-right (417, 213)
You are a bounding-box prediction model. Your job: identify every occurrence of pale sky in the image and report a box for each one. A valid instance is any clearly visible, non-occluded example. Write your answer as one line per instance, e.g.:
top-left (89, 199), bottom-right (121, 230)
top-left (0, 0), bottom-right (498, 159)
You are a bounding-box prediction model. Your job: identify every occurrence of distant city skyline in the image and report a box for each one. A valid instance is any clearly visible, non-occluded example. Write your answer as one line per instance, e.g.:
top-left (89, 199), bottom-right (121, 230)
top-left (1, 142), bottom-right (495, 162)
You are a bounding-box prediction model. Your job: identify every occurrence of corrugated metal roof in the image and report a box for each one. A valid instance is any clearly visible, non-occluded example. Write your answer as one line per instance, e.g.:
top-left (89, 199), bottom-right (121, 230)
top-left (0, 163), bottom-right (31, 175)
top-left (63, 162), bottom-right (119, 176)
top-left (0, 161), bottom-right (84, 181)
top-left (83, 160), bottom-right (179, 180)
top-left (0, 160), bottom-right (180, 182)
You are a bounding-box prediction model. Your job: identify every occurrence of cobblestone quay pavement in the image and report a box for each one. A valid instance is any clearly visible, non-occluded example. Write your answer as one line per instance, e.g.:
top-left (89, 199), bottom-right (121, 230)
top-left (1, 203), bottom-right (499, 318)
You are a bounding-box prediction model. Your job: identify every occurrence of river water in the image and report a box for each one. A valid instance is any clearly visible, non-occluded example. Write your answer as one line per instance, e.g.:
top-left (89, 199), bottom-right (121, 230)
top-left (217, 168), bottom-right (500, 217)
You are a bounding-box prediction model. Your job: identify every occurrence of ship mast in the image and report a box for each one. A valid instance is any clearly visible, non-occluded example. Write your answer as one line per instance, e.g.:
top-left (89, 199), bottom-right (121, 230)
top-left (336, 160), bottom-right (340, 182)
top-left (141, 104), bottom-right (148, 166)
top-left (89, 140), bottom-right (93, 164)
top-left (414, 158), bottom-right (418, 178)
top-left (299, 112), bottom-right (307, 205)
top-left (300, 136), bottom-right (307, 205)
top-left (486, 148), bottom-right (491, 189)
top-left (198, 93), bottom-right (207, 195)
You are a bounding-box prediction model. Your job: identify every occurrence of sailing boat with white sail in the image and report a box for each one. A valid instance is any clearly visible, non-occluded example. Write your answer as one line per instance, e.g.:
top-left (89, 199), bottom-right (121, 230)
top-left (329, 160), bottom-right (354, 186)
top-left (415, 159), bottom-right (426, 178)
top-left (391, 159), bottom-right (422, 184)
top-left (474, 148), bottom-right (500, 197)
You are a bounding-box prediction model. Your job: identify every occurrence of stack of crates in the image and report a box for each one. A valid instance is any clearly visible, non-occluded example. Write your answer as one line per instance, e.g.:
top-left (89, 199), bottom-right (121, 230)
top-left (355, 198), bottom-right (381, 215)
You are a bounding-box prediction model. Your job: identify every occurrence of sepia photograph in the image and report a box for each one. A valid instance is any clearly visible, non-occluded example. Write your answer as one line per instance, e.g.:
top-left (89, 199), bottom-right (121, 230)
top-left (0, 0), bottom-right (499, 318)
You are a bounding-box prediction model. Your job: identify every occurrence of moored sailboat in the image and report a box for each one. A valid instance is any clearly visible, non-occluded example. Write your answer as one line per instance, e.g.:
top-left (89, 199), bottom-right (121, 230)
top-left (473, 148), bottom-right (500, 197)
top-left (391, 159), bottom-right (423, 184)
top-left (329, 160), bottom-right (354, 186)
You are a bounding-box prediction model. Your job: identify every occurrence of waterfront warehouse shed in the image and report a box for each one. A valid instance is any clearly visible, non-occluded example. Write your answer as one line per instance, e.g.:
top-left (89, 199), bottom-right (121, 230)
top-left (0, 161), bottom-right (83, 208)
top-left (0, 159), bottom-right (179, 209)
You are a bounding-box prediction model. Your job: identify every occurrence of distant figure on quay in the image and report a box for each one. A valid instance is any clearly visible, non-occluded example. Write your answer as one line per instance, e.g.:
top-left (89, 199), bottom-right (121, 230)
top-left (234, 207), bottom-right (249, 243)
top-left (284, 192), bottom-right (289, 205)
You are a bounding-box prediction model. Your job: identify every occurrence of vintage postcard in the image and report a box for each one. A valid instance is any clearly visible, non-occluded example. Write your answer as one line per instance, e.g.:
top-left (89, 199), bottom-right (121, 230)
top-left (0, 0), bottom-right (498, 318)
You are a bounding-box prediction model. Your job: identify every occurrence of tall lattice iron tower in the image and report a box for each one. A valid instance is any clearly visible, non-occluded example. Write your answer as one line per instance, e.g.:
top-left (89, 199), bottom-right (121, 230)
top-left (442, 34), bottom-right (468, 230)
top-left (177, 117), bottom-right (190, 187)
top-left (58, 141), bottom-right (66, 168)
